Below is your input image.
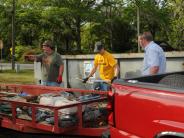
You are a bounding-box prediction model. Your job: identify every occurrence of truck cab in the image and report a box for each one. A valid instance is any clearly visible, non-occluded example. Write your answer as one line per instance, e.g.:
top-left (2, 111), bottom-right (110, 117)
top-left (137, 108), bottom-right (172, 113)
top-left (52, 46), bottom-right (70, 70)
top-left (108, 72), bottom-right (184, 138)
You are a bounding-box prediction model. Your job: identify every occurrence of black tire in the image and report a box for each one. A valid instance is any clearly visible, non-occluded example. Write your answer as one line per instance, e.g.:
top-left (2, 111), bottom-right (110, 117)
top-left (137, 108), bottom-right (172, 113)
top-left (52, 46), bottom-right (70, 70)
top-left (158, 74), bottom-right (184, 88)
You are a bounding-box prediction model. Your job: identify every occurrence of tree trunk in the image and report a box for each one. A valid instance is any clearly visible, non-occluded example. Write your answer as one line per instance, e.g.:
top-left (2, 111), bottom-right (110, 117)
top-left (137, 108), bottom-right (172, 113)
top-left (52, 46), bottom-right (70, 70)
top-left (109, 5), bottom-right (113, 51)
top-left (76, 17), bottom-right (81, 51)
top-left (65, 38), bottom-right (69, 52)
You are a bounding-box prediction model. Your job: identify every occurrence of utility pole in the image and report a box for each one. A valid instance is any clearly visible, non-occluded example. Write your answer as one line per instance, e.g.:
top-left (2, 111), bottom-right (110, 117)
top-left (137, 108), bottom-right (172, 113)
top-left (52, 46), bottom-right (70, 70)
top-left (12, 0), bottom-right (15, 70)
top-left (109, 3), bottom-right (113, 51)
top-left (134, 0), bottom-right (141, 52)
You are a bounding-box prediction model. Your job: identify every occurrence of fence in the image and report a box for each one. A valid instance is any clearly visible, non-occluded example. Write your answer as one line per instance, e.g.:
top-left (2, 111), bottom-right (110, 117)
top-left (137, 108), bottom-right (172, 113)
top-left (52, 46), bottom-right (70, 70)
top-left (34, 51), bottom-right (184, 89)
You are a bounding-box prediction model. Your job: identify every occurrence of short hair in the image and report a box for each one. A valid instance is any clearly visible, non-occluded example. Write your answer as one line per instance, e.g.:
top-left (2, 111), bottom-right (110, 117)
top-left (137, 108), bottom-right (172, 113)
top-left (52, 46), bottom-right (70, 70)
top-left (140, 32), bottom-right (153, 41)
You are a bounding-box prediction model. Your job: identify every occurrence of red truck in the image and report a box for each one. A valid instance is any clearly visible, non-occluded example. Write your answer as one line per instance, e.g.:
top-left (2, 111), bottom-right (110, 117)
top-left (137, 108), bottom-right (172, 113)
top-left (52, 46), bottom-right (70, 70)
top-left (106, 72), bottom-right (184, 138)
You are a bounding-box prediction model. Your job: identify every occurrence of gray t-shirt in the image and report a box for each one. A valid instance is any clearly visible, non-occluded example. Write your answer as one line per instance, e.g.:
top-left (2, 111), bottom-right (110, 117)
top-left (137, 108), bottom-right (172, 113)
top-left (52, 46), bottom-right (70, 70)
top-left (36, 52), bottom-right (63, 82)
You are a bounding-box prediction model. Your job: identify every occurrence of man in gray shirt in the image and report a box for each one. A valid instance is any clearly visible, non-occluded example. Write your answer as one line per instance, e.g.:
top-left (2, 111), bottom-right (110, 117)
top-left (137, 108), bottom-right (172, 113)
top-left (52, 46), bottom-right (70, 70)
top-left (139, 32), bottom-right (166, 75)
top-left (36, 40), bottom-right (64, 86)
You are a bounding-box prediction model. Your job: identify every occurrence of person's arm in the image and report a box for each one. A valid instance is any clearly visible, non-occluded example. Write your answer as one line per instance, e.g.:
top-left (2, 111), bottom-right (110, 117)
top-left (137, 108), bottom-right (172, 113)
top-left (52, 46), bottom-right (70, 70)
top-left (56, 54), bottom-right (64, 83)
top-left (82, 65), bottom-right (98, 83)
top-left (147, 49), bottom-right (160, 75)
top-left (150, 66), bottom-right (159, 75)
top-left (59, 64), bottom-right (64, 76)
top-left (25, 55), bottom-right (37, 62)
top-left (110, 64), bottom-right (119, 83)
top-left (114, 64), bottom-right (119, 77)
top-left (87, 65), bottom-right (98, 78)
top-left (56, 64), bottom-right (64, 83)
top-left (83, 57), bottom-right (98, 83)
top-left (108, 54), bottom-right (119, 82)
top-left (36, 54), bottom-right (45, 62)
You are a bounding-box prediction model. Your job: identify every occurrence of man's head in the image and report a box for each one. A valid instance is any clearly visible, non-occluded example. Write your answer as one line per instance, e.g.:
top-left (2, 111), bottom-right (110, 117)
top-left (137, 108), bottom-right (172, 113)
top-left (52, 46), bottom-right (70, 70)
top-left (42, 40), bottom-right (54, 55)
top-left (94, 41), bottom-right (105, 55)
top-left (139, 32), bottom-right (153, 48)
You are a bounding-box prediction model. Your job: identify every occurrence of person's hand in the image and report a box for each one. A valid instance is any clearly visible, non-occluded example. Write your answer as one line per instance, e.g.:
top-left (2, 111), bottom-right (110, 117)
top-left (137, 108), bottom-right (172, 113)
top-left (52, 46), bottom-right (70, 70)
top-left (57, 75), bottom-right (62, 83)
top-left (111, 76), bottom-right (118, 83)
top-left (82, 77), bottom-right (89, 83)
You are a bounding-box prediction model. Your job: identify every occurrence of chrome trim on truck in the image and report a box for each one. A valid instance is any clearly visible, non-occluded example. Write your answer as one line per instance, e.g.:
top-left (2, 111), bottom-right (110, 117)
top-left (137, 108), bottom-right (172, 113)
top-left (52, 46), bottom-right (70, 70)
top-left (156, 131), bottom-right (184, 138)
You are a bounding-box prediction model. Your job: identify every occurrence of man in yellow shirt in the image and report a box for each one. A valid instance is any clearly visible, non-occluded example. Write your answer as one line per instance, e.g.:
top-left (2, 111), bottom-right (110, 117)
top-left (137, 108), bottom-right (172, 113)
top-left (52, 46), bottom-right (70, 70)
top-left (83, 41), bottom-right (119, 90)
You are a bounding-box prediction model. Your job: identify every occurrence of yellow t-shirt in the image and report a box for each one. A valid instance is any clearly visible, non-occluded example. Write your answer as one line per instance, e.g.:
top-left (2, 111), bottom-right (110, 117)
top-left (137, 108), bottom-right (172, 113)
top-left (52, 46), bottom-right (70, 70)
top-left (94, 51), bottom-right (117, 80)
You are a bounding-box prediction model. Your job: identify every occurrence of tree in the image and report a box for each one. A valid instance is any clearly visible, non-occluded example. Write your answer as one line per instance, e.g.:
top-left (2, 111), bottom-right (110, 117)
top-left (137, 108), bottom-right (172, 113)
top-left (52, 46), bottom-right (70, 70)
top-left (38, 0), bottom-right (99, 52)
top-left (168, 0), bottom-right (184, 50)
top-left (0, 0), bottom-right (14, 59)
top-left (60, 0), bottom-right (97, 52)
top-left (0, 0), bottom-right (177, 61)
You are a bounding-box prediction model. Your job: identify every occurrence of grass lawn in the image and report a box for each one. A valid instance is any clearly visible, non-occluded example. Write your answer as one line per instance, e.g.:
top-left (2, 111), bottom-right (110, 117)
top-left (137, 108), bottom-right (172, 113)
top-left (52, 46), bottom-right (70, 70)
top-left (0, 69), bottom-right (35, 84)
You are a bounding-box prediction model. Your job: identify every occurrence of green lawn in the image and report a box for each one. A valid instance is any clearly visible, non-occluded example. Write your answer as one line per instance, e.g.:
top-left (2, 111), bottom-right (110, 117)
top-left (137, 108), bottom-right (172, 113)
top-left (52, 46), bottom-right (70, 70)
top-left (0, 70), bottom-right (35, 84)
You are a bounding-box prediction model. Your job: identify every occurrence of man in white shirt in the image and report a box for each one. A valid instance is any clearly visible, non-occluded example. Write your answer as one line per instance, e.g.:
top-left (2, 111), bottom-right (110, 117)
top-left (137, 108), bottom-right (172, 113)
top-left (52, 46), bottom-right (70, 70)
top-left (139, 32), bottom-right (166, 75)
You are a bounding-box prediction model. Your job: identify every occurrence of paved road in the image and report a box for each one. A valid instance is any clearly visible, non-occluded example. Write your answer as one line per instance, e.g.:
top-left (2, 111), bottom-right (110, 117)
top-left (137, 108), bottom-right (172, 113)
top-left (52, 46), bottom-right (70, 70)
top-left (0, 63), bottom-right (34, 70)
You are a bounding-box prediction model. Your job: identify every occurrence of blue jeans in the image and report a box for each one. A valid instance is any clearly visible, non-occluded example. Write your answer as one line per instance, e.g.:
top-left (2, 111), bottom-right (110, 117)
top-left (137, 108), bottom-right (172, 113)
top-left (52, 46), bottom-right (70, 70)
top-left (93, 82), bottom-right (111, 91)
top-left (41, 81), bottom-right (61, 87)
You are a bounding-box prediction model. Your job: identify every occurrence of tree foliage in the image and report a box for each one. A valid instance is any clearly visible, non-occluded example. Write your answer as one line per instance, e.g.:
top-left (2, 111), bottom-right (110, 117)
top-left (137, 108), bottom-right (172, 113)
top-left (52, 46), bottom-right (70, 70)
top-left (0, 0), bottom-right (183, 61)
top-left (168, 0), bottom-right (184, 50)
